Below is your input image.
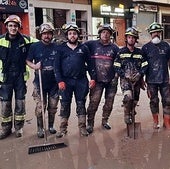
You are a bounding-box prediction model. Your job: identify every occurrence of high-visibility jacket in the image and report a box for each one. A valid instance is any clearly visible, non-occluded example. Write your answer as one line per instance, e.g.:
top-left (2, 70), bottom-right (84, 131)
top-left (0, 32), bottom-right (38, 82)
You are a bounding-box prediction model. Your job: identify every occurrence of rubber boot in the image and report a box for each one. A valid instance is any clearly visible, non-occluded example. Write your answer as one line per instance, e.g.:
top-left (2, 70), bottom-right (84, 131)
top-left (78, 115), bottom-right (88, 136)
top-left (102, 111), bottom-right (111, 130)
top-left (163, 114), bottom-right (170, 129)
top-left (48, 113), bottom-right (56, 134)
top-left (56, 117), bottom-right (68, 138)
top-left (0, 122), bottom-right (12, 140)
top-left (152, 114), bottom-right (160, 129)
top-left (37, 116), bottom-right (44, 138)
top-left (86, 120), bottom-right (94, 134)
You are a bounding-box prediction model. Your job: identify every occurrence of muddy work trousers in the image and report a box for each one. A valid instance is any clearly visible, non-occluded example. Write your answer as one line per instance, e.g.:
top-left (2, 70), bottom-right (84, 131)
top-left (59, 77), bottom-right (89, 118)
top-left (147, 83), bottom-right (170, 115)
top-left (87, 80), bottom-right (118, 126)
top-left (0, 73), bottom-right (26, 132)
top-left (33, 83), bottom-right (59, 118)
top-left (120, 78), bottom-right (140, 124)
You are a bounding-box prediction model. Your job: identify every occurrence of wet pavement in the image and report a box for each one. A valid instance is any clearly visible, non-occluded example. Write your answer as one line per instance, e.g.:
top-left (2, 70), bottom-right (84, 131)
top-left (1, 78), bottom-right (170, 169)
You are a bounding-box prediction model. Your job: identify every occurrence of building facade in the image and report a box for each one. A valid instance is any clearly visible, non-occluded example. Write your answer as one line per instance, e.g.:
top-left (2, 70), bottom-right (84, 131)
top-left (28, 0), bottom-right (92, 42)
top-left (0, 0), bottom-right (29, 35)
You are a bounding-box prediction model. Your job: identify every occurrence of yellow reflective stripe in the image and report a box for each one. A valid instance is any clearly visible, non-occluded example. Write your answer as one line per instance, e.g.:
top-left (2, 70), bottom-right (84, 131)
top-left (0, 60), bottom-right (3, 82)
top-left (24, 37), bottom-right (39, 44)
top-left (15, 115), bottom-right (25, 121)
top-left (24, 65), bottom-right (30, 81)
top-left (1, 116), bottom-right (12, 122)
top-left (120, 53), bottom-right (131, 58)
top-left (114, 62), bottom-right (121, 67)
top-left (133, 54), bottom-right (142, 59)
top-left (142, 61), bottom-right (148, 67)
top-left (0, 38), bottom-right (10, 48)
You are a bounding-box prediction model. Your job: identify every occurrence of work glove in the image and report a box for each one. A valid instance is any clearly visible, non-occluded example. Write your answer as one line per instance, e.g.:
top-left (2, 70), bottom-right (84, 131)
top-left (58, 81), bottom-right (66, 90)
top-left (89, 80), bottom-right (96, 89)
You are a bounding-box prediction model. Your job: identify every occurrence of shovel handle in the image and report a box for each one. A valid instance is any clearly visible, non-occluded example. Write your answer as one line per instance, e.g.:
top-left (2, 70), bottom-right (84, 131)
top-left (38, 69), bottom-right (48, 142)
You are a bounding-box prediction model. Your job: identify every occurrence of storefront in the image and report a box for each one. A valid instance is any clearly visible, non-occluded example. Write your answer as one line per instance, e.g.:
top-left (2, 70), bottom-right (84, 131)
top-left (91, 0), bottom-right (133, 46)
top-left (0, 0), bottom-right (29, 35)
top-left (133, 0), bottom-right (170, 45)
top-left (28, 0), bottom-right (92, 41)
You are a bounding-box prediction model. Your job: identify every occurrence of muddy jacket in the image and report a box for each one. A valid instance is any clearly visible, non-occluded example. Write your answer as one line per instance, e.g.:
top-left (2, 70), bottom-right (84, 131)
top-left (84, 40), bottom-right (119, 83)
top-left (54, 42), bottom-right (96, 83)
top-left (142, 41), bottom-right (170, 84)
top-left (0, 32), bottom-right (38, 82)
top-left (114, 46), bottom-right (148, 78)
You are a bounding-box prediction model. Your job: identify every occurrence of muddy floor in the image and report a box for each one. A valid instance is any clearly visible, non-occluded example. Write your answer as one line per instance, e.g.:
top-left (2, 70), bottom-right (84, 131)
top-left (1, 76), bottom-right (170, 169)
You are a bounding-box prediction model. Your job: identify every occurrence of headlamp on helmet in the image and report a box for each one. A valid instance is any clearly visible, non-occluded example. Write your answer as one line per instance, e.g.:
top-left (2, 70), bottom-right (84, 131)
top-left (125, 27), bottom-right (139, 39)
top-left (62, 23), bottom-right (80, 35)
top-left (147, 22), bottom-right (163, 33)
top-left (39, 23), bottom-right (54, 34)
top-left (98, 24), bottom-right (114, 35)
top-left (4, 15), bottom-right (22, 28)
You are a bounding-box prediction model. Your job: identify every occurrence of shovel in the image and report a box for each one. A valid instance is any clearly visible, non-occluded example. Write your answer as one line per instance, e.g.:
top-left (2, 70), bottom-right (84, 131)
top-left (126, 82), bottom-right (142, 139)
top-left (28, 69), bottom-right (67, 154)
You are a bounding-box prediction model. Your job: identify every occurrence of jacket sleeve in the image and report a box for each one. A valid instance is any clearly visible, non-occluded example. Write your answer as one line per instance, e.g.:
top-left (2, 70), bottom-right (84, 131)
top-left (84, 44), bottom-right (97, 81)
top-left (54, 50), bottom-right (63, 83)
top-left (113, 52), bottom-right (124, 78)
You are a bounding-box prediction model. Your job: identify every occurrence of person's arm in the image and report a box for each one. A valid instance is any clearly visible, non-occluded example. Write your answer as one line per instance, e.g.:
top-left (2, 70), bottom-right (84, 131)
top-left (26, 44), bottom-right (41, 70)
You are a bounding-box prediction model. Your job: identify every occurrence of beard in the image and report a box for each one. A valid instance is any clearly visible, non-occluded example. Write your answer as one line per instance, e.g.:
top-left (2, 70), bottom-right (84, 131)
top-left (67, 37), bottom-right (78, 44)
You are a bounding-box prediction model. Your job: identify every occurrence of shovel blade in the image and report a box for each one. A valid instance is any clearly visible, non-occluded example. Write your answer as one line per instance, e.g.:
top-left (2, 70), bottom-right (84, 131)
top-left (127, 122), bottom-right (142, 139)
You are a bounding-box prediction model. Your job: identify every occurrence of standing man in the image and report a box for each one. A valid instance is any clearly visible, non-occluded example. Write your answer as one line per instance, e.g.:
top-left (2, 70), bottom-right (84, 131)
top-left (0, 15), bottom-right (38, 139)
top-left (142, 22), bottom-right (170, 129)
top-left (114, 27), bottom-right (148, 125)
top-left (85, 24), bottom-right (119, 134)
top-left (54, 23), bottom-right (96, 137)
top-left (26, 23), bottom-right (59, 138)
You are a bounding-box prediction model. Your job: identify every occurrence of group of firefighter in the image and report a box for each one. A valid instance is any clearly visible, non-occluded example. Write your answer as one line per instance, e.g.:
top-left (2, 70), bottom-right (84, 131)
top-left (0, 14), bottom-right (170, 140)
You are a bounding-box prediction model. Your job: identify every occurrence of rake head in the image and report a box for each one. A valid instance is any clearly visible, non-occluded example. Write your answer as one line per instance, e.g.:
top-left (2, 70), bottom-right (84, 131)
top-left (28, 142), bottom-right (67, 154)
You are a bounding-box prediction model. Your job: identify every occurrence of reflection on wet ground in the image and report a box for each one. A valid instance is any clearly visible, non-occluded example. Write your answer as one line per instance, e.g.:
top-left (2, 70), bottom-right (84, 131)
top-left (1, 87), bottom-right (170, 169)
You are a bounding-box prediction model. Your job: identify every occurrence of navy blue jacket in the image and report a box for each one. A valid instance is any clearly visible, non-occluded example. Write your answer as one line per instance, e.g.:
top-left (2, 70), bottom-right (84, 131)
top-left (142, 41), bottom-right (170, 84)
top-left (54, 42), bottom-right (96, 83)
top-left (84, 40), bottom-right (119, 83)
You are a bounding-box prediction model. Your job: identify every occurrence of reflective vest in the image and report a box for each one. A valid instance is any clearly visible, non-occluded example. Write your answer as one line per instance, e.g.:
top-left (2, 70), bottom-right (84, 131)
top-left (0, 34), bottom-right (38, 82)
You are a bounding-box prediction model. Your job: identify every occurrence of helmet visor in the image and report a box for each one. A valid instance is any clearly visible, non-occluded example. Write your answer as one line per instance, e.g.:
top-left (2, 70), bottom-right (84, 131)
top-left (40, 24), bottom-right (53, 34)
top-left (63, 23), bottom-right (78, 30)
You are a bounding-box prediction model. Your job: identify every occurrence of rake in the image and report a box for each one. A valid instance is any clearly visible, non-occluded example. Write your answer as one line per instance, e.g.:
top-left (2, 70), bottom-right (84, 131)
top-left (28, 69), bottom-right (67, 154)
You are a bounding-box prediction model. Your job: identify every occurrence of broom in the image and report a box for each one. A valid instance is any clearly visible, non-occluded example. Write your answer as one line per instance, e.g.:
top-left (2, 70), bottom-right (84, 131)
top-left (28, 69), bottom-right (67, 154)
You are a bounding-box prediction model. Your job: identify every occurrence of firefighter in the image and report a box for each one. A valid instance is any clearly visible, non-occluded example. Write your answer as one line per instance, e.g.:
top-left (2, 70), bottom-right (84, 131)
top-left (114, 27), bottom-right (148, 125)
top-left (85, 24), bottom-right (119, 134)
top-left (54, 23), bottom-right (96, 137)
top-left (26, 23), bottom-right (59, 138)
top-left (142, 22), bottom-right (170, 129)
top-left (0, 15), bottom-right (38, 139)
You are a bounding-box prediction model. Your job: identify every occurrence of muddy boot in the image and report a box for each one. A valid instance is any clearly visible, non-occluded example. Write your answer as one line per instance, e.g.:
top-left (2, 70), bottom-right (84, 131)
top-left (15, 128), bottom-right (23, 138)
top-left (48, 113), bottom-right (56, 134)
top-left (152, 114), bottom-right (160, 129)
top-left (56, 117), bottom-right (68, 138)
top-left (0, 121), bottom-right (12, 140)
top-left (163, 114), bottom-right (170, 129)
top-left (37, 116), bottom-right (44, 138)
top-left (78, 115), bottom-right (88, 136)
top-left (0, 128), bottom-right (12, 140)
top-left (124, 113), bottom-right (133, 124)
top-left (102, 111), bottom-right (111, 130)
top-left (86, 120), bottom-right (94, 134)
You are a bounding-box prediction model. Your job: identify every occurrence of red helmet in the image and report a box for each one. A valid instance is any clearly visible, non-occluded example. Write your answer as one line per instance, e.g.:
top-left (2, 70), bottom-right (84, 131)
top-left (4, 15), bottom-right (22, 28)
